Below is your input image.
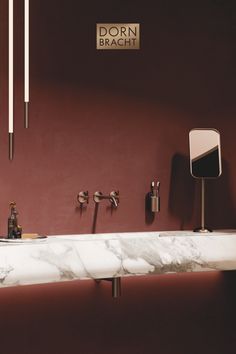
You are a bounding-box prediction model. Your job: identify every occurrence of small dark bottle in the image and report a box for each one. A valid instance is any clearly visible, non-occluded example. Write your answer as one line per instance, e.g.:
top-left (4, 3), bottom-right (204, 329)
top-left (8, 216), bottom-right (15, 239)
top-left (16, 225), bottom-right (22, 239)
top-left (7, 202), bottom-right (20, 239)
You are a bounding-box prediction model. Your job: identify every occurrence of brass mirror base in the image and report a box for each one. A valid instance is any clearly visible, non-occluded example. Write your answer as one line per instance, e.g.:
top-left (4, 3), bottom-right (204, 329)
top-left (194, 228), bottom-right (212, 233)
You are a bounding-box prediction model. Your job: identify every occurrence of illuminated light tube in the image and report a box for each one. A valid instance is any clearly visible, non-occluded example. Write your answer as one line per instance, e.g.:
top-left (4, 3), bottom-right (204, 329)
top-left (9, 0), bottom-right (14, 160)
top-left (24, 0), bottom-right (29, 128)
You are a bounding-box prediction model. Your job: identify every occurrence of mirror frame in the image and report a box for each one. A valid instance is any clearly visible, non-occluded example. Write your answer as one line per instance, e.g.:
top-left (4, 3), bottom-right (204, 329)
top-left (189, 128), bottom-right (222, 179)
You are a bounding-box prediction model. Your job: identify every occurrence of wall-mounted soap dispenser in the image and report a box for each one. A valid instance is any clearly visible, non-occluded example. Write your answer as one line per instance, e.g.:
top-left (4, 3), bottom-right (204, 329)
top-left (150, 181), bottom-right (160, 213)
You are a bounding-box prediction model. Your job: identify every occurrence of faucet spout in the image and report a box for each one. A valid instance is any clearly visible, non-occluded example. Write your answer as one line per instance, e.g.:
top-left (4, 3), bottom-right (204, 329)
top-left (109, 191), bottom-right (119, 208)
top-left (109, 196), bottom-right (118, 208)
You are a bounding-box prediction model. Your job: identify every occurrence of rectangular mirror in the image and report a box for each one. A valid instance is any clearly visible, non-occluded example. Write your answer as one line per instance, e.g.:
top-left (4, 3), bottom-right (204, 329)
top-left (189, 128), bottom-right (222, 178)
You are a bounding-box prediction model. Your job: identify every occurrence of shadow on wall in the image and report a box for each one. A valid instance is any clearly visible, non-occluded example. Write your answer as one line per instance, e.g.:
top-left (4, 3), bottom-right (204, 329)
top-left (168, 153), bottom-right (195, 229)
top-left (75, 202), bottom-right (98, 234)
top-left (206, 159), bottom-right (236, 230)
top-left (168, 155), bottom-right (236, 230)
top-left (145, 192), bottom-right (155, 225)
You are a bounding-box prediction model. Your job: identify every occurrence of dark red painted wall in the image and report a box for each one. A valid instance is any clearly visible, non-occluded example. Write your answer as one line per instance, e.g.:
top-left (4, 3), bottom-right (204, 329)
top-left (0, 1), bottom-right (236, 353)
top-left (0, 0), bottom-right (236, 235)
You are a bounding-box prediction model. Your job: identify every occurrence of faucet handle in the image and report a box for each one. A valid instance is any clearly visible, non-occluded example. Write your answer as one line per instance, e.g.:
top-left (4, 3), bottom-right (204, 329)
top-left (77, 191), bottom-right (89, 205)
top-left (93, 191), bottom-right (103, 203)
top-left (110, 191), bottom-right (119, 208)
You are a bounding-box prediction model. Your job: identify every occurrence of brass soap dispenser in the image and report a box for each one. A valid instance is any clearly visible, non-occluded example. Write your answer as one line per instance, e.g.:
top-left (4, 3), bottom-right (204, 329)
top-left (150, 181), bottom-right (160, 213)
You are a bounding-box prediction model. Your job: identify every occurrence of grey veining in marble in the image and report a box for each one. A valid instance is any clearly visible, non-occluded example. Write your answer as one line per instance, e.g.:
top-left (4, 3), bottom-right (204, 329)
top-left (0, 231), bottom-right (235, 288)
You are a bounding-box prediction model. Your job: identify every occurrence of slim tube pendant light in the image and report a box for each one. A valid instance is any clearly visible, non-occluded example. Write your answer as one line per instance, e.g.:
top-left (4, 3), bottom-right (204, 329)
top-left (9, 0), bottom-right (14, 160)
top-left (24, 0), bottom-right (29, 128)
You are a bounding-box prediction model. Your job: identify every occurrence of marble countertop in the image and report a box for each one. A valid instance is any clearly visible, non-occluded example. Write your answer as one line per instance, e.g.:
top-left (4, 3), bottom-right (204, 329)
top-left (0, 230), bottom-right (236, 288)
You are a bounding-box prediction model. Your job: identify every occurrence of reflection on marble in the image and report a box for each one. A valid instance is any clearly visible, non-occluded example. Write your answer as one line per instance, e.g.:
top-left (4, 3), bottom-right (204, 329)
top-left (0, 231), bottom-right (236, 288)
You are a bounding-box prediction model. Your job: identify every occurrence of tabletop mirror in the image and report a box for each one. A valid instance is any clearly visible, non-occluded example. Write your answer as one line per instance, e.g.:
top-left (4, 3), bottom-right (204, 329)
top-left (189, 128), bottom-right (222, 232)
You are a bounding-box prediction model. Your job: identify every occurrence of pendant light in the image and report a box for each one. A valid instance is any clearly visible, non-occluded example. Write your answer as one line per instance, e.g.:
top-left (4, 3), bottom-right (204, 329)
top-left (24, 0), bottom-right (29, 129)
top-left (8, 0), bottom-right (14, 160)
top-left (8, 0), bottom-right (29, 160)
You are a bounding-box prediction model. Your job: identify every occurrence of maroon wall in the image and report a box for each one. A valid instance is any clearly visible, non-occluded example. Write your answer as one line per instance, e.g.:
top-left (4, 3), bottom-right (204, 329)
top-left (0, 0), bottom-right (236, 235)
top-left (0, 1), bottom-right (236, 353)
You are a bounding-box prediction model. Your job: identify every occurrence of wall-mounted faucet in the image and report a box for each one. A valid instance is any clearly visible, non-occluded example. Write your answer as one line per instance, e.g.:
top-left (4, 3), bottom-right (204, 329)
top-left (93, 191), bottom-right (119, 208)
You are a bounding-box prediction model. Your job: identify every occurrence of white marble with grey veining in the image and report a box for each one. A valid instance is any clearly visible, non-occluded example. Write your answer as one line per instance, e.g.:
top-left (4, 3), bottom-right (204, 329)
top-left (0, 231), bottom-right (236, 287)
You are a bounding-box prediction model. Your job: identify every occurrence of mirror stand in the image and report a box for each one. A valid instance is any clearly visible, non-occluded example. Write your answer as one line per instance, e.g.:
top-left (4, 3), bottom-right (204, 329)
top-left (194, 178), bottom-right (212, 233)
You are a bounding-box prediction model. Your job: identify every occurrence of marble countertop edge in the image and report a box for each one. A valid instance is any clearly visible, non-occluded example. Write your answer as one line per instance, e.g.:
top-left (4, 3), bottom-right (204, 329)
top-left (0, 230), bottom-right (235, 289)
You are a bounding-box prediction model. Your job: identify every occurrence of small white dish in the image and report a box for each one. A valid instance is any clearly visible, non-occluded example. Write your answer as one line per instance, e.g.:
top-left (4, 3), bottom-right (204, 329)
top-left (0, 236), bottom-right (47, 244)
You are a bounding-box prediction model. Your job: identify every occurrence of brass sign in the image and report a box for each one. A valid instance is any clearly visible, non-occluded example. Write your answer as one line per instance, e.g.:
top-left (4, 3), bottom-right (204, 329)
top-left (96, 23), bottom-right (140, 50)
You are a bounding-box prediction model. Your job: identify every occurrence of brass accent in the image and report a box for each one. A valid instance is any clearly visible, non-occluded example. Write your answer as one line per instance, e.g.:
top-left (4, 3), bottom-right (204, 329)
top-left (24, 102), bottom-right (29, 128)
top-left (194, 179), bottom-right (212, 233)
top-left (96, 277), bottom-right (121, 298)
top-left (77, 191), bottom-right (89, 204)
top-left (150, 181), bottom-right (160, 213)
top-left (9, 201), bottom-right (16, 208)
top-left (110, 191), bottom-right (119, 205)
top-left (96, 23), bottom-right (140, 50)
top-left (93, 191), bottom-right (119, 208)
top-left (9, 133), bottom-right (14, 160)
top-left (112, 277), bottom-right (121, 298)
top-left (93, 191), bottom-right (103, 203)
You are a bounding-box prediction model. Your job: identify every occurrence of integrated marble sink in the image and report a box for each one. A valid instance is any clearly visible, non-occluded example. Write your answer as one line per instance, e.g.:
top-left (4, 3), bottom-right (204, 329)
top-left (0, 231), bottom-right (235, 288)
